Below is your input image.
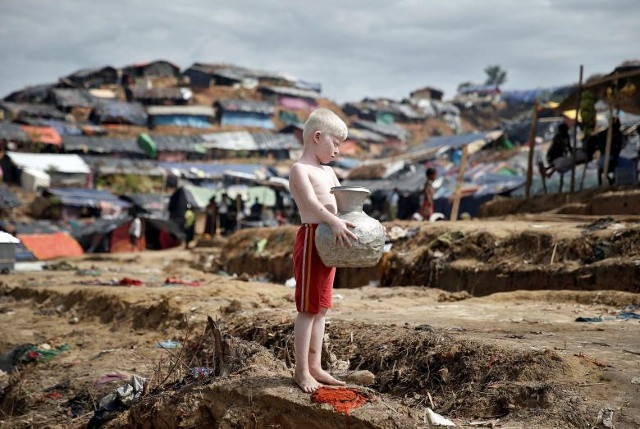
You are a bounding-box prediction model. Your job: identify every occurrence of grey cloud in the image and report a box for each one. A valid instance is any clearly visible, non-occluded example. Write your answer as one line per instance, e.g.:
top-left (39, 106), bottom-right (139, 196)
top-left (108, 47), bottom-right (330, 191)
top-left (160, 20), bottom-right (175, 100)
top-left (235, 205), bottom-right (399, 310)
top-left (1, 0), bottom-right (639, 102)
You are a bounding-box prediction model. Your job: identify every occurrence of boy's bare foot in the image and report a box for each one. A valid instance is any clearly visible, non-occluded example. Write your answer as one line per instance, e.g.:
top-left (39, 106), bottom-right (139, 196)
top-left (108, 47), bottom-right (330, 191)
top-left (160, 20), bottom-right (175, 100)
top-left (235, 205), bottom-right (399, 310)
top-left (294, 371), bottom-right (322, 393)
top-left (310, 368), bottom-right (346, 386)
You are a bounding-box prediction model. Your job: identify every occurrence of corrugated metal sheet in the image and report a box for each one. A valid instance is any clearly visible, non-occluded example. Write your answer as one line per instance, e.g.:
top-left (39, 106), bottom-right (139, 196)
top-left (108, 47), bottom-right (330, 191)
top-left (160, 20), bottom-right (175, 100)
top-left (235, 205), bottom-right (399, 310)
top-left (7, 152), bottom-right (91, 174)
top-left (199, 131), bottom-right (254, 150)
top-left (249, 132), bottom-right (300, 150)
top-left (347, 127), bottom-right (386, 143)
top-left (160, 161), bottom-right (267, 179)
top-left (92, 100), bottom-right (147, 126)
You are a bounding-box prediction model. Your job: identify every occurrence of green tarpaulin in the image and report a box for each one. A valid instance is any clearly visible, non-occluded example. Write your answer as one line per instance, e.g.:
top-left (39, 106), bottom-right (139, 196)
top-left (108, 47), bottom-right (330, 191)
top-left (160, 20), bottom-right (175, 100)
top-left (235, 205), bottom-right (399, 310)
top-left (137, 133), bottom-right (157, 158)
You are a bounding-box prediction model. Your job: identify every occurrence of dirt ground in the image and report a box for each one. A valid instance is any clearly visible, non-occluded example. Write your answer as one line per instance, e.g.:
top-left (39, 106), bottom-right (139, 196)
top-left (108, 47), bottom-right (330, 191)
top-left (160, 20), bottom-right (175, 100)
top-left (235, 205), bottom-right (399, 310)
top-left (1, 218), bottom-right (640, 428)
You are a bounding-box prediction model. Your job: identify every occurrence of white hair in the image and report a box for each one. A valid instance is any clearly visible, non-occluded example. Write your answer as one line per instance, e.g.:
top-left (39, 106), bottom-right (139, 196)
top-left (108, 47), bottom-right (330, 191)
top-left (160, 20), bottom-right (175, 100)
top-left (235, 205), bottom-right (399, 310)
top-left (302, 108), bottom-right (348, 145)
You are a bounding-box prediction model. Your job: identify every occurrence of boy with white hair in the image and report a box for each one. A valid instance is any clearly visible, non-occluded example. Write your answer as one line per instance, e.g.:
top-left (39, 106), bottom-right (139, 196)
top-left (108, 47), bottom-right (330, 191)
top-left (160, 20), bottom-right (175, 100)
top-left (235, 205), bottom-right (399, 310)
top-left (288, 108), bottom-right (358, 393)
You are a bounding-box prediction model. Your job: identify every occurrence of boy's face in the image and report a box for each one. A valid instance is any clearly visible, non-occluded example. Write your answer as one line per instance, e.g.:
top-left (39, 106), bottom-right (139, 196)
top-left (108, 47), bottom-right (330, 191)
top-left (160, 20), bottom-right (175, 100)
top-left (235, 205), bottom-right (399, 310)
top-left (313, 131), bottom-right (341, 164)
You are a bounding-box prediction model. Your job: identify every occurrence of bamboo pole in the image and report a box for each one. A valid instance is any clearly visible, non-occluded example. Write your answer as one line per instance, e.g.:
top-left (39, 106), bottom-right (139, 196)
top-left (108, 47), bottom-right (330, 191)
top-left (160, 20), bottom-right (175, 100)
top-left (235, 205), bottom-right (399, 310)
top-left (602, 103), bottom-right (614, 185)
top-left (570, 65), bottom-right (584, 193)
top-left (525, 101), bottom-right (539, 198)
top-left (450, 144), bottom-right (469, 221)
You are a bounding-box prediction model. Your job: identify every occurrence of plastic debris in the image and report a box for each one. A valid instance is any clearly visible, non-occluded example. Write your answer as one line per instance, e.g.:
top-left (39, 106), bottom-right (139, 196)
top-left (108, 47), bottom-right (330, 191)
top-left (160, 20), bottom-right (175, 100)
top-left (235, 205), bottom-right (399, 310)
top-left (284, 277), bottom-right (296, 288)
top-left (89, 375), bottom-right (146, 428)
top-left (255, 238), bottom-right (268, 253)
top-left (631, 377), bottom-right (640, 385)
top-left (425, 407), bottom-right (456, 426)
top-left (188, 367), bottom-right (214, 379)
top-left (165, 277), bottom-right (202, 286)
top-left (595, 407), bottom-right (614, 428)
top-left (155, 340), bottom-right (181, 349)
top-left (95, 372), bottom-right (129, 385)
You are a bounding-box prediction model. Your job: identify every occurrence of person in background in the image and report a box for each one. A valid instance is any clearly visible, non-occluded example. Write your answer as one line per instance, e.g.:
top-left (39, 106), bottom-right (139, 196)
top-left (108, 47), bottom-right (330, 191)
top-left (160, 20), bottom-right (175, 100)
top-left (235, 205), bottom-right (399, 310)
top-left (218, 194), bottom-right (229, 234)
top-left (545, 123), bottom-right (570, 177)
top-left (128, 214), bottom-right (142, 251)
top-left (420, 168), bottom-right (437, 220)
top-left (205, 196), bottom-right (218, 236)
top-left (250, 197), bottom-right (264, 221)
top-left (183, 204), bottom-right (195, 249)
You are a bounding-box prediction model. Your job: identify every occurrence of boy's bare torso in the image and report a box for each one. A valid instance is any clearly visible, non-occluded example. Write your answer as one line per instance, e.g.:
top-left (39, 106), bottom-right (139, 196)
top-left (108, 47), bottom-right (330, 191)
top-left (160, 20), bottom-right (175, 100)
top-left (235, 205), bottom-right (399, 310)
top-left (290, 162), bottom-right (339, 224)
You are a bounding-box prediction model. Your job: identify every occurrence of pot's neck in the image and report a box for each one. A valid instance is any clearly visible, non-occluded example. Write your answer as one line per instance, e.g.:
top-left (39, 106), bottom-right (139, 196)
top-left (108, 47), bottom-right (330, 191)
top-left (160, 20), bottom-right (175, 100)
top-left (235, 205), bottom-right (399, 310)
top-left (334, 190), bottom-right (368, 214)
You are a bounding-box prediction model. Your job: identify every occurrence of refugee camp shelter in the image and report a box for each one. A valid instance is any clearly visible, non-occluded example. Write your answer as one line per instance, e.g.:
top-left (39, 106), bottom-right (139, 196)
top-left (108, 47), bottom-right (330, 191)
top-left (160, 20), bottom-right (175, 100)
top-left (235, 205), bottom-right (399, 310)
top-left (137, 134), bottom-right (206, 161)
top-left (410, 86), bottom-right (444, 102)
top-left (3, 83), bottom-right (56, 104)
top-left (62, 66), bottom-right (119, 88)
top-left (199, 131), bottom-right (299, 159)
top-left (17, 231), bottom-right (83, 260)
top-left (71, 216), bottom-right (146, 253)
top-left (0, 121), bottom-right (30, 146)
top-left (168, 184), bottom-right (217, 224)
top-left (214, 99), bottom-right (275, 129)
top-left (63, 135), bottom-right (146, 157)
top-left (147, 106), bottom-right (214, 128)
top-left (122, 60), bottom-right (180, 83)
top-left (49, 88), bottom-right (96, 112)
top-left (258, 86), bottom-right (318, 110)
top-left (0, 185), bottom-right (21, 217)
top-left (20, 125), bottom-right (62, 148)
top-left (1, 152), bottom-right (90, 189)
top-left (127, 87), bottom-right (193, 105)
top-left (34, 188), bottom-right (131, 220)
top-left (0, 101), bottom-right (66, 122)
top-left (91, 100), bottom-right (148, 126)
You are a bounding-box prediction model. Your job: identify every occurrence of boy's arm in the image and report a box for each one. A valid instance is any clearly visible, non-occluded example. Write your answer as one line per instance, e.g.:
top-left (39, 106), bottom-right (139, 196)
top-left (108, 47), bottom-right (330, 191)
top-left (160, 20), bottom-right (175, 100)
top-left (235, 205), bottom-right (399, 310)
top-left (290, 164), bottom-right (358, 248)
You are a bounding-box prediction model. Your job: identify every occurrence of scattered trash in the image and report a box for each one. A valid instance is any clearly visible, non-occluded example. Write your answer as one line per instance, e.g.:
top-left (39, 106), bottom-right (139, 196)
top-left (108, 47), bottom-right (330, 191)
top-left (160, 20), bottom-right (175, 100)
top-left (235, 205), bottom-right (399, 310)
top-left (284, 277), bottom-right (296, 288)
top-left (89, 375), bottom-right (146, 428)
top-left (76, 268), bottom-right (101, 277)
top-left (44, 261), bottom-right (77, 271)
top-left (165, 277), bottom-right (203, 287)
top-left (383, 243), bottom-right (393, 252)
top-left (311, 387), bottom-right (370, 416)
top-left (255, 238), bottom-right (268, 253)
top-left (425, 407), bottom-right (456, 426)
top-left (119, 277), bottom-right (143, 286)
top-left (595, 407), bottom-right (614, 428)
top-left (344, 370), bottom-right (375, 386)
top-left (386, 225), bottom-right (419, 241)
top-left (95, 372), bottom-right (129, 385)
top-left (155, 340), bottom-right (181, 349)
top-left (575, 306), bottom-right (640, 323)
top-left (415, 324), bottom-right (434, 332)
top-left (631, 377), bottom-right (640, 385)
top-left (583, 217), bottom-right (621, 234)
top-left (188, 367), bottom-right (214, 379)
top-left (42, 392), bottom-right (64, 400)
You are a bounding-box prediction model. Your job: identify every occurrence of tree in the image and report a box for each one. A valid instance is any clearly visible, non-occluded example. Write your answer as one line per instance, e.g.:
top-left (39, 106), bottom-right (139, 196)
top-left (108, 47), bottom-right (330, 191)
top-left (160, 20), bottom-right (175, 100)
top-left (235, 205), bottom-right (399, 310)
top-left (484, 65), bottom-right (507, 86)
top-left (457, 81), bottom-right (474, 92)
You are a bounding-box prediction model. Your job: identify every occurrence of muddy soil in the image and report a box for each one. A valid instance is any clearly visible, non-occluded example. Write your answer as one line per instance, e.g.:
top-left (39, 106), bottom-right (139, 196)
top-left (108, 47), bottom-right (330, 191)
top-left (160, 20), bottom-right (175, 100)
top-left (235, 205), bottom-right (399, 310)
top-left (1, 242), bottom-right (639, 428)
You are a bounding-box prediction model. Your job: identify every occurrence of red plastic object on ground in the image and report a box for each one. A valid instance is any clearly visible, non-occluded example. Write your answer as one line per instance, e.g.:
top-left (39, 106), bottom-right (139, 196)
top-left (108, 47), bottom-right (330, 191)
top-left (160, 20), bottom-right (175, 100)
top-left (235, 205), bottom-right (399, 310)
top-left (311, 387), bottom-right (369, 415)
top-left (119, 277), bottom-right (143, 286)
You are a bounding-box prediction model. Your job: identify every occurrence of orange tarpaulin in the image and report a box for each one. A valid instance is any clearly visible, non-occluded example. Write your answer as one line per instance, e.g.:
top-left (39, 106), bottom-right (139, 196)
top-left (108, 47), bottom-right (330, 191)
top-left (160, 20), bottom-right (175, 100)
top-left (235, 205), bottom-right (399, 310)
top-left (21, 125), bottom-right (62, 146)
top-left (18, 232), bottom-right (84, 260)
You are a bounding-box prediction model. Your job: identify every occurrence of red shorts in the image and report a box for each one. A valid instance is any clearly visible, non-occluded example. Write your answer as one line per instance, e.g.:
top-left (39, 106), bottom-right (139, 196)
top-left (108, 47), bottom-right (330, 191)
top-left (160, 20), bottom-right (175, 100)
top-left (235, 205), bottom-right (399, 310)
top-left (293, 224), bottom-right (336, 314)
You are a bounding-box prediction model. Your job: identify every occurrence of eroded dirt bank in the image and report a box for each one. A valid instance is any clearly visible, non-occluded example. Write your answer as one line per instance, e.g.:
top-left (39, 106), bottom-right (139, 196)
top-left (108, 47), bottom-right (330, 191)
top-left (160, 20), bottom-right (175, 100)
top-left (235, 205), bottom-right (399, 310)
top-left (216, 218), bottom-right (640, 294)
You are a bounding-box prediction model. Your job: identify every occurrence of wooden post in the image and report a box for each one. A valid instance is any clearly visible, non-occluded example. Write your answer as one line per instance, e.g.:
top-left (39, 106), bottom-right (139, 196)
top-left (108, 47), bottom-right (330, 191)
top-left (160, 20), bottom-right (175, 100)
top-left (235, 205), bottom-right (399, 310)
top-left (450, 144), bottom-right (469, 221)
top-left (570, 65), bottom-right (584, 193)
top-left (602, 103), bottom-right (614, 185)
top-left (525, 101), bottom-right (540, 198)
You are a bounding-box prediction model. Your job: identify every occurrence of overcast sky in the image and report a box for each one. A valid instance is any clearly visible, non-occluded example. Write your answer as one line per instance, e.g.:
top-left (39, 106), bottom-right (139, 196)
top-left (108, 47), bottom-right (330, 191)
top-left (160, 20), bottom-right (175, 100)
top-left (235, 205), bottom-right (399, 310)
top-left (1, 0), bottom-right (638, 103)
